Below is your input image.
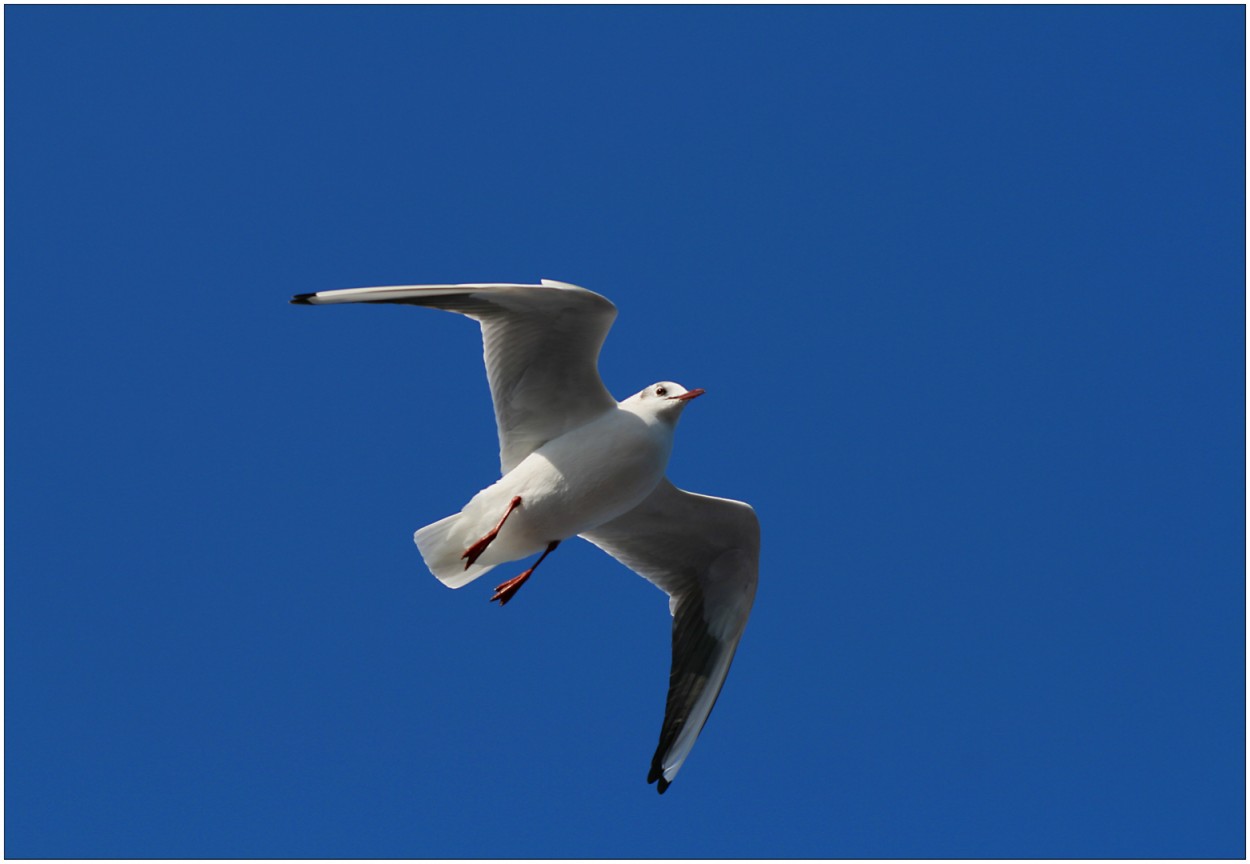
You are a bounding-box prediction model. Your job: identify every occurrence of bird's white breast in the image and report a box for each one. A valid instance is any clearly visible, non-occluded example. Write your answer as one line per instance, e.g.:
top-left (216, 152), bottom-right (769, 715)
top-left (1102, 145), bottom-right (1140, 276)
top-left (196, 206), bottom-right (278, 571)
top-left (481, 407), bottom-right (674, 556)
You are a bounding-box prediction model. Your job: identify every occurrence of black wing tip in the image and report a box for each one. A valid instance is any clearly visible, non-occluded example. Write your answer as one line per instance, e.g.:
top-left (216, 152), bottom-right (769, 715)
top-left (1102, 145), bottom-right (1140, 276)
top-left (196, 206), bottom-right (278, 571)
top-left (648, 764), bottom-right (671, 794)
top-left (290, 293), bottom-right (317, 305)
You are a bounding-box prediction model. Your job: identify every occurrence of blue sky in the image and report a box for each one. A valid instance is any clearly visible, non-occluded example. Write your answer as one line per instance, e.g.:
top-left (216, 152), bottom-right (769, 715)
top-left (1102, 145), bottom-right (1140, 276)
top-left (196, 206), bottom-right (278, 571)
top-left (5, 5), bottom-right (1244, 858)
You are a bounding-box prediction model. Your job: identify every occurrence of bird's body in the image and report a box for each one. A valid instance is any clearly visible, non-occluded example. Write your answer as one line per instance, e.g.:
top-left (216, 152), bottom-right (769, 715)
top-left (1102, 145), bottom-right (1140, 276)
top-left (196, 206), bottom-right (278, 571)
top-left (292, 279), bottom-right (759, 793)
top-left (416, 400), bottom-right (676, 587)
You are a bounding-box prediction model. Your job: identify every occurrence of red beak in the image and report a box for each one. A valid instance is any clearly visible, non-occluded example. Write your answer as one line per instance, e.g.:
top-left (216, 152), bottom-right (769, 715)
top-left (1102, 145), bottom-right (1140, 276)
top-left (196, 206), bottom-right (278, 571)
top-left (670, 388), bottom-right (705, 402)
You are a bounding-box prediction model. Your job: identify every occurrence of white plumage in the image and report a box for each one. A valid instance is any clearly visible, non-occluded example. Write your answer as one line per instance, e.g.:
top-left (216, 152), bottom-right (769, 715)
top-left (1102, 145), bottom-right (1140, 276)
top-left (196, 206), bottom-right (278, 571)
top-left (293, 279), bottom-right (759, 794)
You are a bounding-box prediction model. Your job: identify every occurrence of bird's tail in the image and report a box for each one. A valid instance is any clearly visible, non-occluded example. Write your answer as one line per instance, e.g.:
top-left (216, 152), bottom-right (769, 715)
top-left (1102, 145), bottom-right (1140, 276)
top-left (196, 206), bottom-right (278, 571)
top-left (414, 512), bottom-right (498, 588)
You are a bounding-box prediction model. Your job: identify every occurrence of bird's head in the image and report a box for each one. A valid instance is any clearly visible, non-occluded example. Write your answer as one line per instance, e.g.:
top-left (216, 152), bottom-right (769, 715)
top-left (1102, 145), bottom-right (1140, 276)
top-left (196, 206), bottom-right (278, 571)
top-left (624, 381), bottom-right (705, 425)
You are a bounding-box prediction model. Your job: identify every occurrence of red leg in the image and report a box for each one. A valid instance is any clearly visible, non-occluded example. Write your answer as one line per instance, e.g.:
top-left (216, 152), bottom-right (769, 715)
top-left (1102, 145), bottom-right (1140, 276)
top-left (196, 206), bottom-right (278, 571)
top-left (461, 496), bottom-right (522, 569)
top-left (491, 540), bottom-right (560, 606)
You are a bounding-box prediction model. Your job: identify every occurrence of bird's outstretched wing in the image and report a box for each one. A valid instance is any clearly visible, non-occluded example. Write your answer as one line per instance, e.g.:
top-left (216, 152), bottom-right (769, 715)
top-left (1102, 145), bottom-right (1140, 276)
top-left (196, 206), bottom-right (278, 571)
top-left (292, 280), bottom-right (618, 473)
top-left (581, 478), bottom-right (759, 793)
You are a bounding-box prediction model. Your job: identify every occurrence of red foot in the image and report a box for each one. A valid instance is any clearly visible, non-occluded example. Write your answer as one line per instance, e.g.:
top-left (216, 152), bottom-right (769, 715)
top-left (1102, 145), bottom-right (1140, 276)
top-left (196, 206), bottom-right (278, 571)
top-left (490, 569), bottom-right (532, 606)
top-left (461, 535), bottom-right (495, 570)
top-left (462, 496), bottom-right (522, 569)
top-left (490, 539), bottom-right (560, 607)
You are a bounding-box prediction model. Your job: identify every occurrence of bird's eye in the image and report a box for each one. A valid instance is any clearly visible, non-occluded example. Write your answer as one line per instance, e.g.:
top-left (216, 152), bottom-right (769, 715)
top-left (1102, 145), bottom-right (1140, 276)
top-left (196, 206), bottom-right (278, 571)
top-left (656, 386), bottom-right (668, 397)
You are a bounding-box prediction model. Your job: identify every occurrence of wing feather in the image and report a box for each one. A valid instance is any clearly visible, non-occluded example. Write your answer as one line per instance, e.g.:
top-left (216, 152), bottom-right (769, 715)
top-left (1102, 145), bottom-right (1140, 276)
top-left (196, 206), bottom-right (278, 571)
top-left (581, 478), bottom-right (760, 793)
top-left (293, 281), bottom-right (618, 472)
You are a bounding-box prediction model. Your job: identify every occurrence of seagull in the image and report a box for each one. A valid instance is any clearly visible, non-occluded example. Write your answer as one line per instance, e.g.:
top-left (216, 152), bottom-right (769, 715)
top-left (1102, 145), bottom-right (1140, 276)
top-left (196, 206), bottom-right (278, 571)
top-left (291, 279), bottom-right (759, 794)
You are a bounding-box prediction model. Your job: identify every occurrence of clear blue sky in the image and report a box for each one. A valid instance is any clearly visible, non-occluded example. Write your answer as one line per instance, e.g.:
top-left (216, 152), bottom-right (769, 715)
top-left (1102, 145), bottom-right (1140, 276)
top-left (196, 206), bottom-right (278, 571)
top-left (5, 5), bottom-right (1244, 858)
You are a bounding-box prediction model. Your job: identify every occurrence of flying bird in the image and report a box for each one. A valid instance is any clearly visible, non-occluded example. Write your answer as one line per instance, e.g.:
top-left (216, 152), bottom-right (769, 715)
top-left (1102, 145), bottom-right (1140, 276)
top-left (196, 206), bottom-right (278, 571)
top-left (291, 279), bottom-right (759, 793)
